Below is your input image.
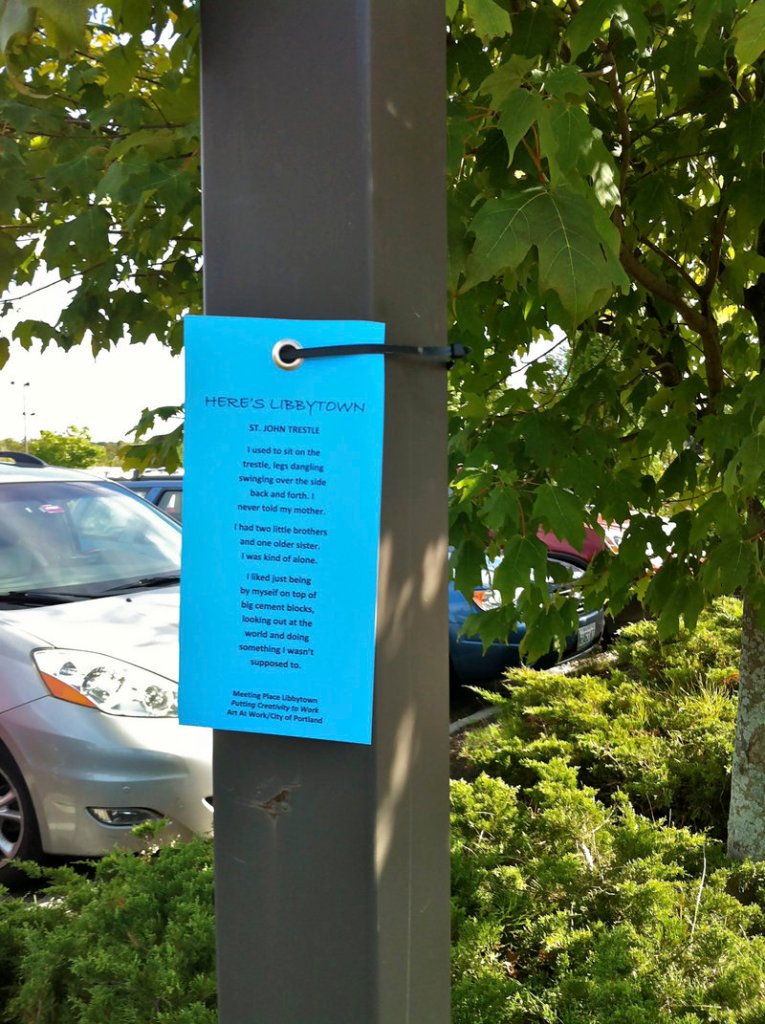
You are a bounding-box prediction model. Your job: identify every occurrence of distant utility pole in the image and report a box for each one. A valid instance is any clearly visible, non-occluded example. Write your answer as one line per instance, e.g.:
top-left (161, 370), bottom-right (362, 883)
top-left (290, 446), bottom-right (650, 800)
top-left (199, 2), bottom-right (450, 1023)
top-left (10, 380), bottom-right (32, 452)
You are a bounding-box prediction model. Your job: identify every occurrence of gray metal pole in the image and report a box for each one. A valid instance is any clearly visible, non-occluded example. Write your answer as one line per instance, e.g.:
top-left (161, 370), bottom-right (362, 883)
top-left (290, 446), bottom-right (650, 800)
top-left (199, 3), bottom-right (449, 1021)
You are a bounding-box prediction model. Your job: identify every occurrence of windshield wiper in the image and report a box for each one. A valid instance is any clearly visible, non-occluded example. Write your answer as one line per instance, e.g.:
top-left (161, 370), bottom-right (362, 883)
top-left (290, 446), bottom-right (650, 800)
top-left (100, 573), bottom-right (181, 595)
top-left (0, 589), bottom-right (89, 607)
top-left (0, 574), bottom-right (182, 604)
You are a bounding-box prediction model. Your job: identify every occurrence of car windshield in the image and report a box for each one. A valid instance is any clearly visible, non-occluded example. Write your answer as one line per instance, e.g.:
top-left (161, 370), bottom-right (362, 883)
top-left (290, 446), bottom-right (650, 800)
top-left (0, 480), bottom-right (181, 601)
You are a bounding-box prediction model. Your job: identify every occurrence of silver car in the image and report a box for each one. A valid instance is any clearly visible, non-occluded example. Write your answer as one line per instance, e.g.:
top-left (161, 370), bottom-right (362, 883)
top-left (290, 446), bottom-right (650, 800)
top-left (0, 455), bottom-right (212, 885)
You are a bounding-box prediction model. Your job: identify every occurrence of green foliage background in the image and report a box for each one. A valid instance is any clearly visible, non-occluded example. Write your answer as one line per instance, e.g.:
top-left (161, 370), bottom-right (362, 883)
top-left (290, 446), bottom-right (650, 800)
top-left (0, 1), bottom-right (200, 366)
top-left (446, 0), bottom-right (765, 663)
top-left (0, 1), bottom-right (196, 467)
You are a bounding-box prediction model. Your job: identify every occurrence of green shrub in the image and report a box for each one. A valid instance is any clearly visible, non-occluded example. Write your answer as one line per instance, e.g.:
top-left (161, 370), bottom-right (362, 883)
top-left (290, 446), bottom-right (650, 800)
top-left (450, 598), bottom-right (764, 1022)
top-left (1, 835), bottom-right (216, 1024)
top-left (451, 763), bottom-right (765, 1024)
top-left (457, 599), bottom-right (741, 837)
top-left (0, 892), bottom-right (37, 1019)
top-left (611, 596), bottom-right (742, 692)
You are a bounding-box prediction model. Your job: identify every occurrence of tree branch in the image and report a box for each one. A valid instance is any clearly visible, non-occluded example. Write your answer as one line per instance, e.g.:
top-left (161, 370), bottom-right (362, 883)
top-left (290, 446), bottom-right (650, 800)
top-left (601, 51), bottom-right (631, 198)
top-left (618, 242), bottom-right (725, 397)
top-left (744, 222), bottom-right (765, 372)
top-left (618, 243), bottom-right (706, 333)
top-left (641, 236), bottom-right (702, 296)
top-left (702, 204), bottom-right (728, 298)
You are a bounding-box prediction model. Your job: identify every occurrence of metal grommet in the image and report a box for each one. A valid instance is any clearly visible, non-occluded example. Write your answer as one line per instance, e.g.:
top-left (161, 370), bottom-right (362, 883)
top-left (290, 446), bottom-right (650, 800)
top-left (272, 339), bottom-right (303, 370)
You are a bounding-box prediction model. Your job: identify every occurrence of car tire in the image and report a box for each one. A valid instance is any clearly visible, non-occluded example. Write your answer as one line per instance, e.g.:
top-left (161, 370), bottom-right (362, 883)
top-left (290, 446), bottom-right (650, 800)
top-left (449, 658), bottom-right (460, 691)
top-left (0, 745), bottom-right (42, 887)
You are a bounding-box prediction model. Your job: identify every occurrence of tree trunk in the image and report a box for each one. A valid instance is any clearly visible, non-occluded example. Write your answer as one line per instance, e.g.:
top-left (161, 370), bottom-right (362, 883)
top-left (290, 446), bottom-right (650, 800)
top-left (729, 229), bottom-right (765, 860)
top-left (727, 595), bottom-right (765, 859)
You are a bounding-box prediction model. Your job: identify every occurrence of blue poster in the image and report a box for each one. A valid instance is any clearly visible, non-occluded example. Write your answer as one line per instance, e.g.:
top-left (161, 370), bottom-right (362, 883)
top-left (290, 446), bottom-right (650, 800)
top-left (179, 315), bottom-right (385, 744)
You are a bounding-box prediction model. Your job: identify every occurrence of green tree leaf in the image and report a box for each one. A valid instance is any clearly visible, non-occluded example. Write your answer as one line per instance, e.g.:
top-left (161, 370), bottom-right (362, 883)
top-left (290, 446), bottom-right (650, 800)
top-left (649, 571), bottom-right (705, 638)
top-left (463, 185), bottom-right (628, 325)
top-left (537, 98), bottom-right (620, 206)
top-left (0, 232), bottom-right (19, 292)
top-left (497, 89), bottom-right (543, 163)
top-left (733, 2), bottom-right (765, 68)
top-left (479, 56), bottom-right (536, 107)
top-left (700, 538), bottom-right (756, 596)
top-left (466, 0), bottom-right (511, 41)
top-left (13, 318), bottom-right (59, 349)
top-left (565, 0), bottom-right (617, 60)
top-left (531, 484), bottom-right (586, 550)
top-left (0, 0), bottom-right (33, 51)
top-left (36, 0), bottom-right (89, 54)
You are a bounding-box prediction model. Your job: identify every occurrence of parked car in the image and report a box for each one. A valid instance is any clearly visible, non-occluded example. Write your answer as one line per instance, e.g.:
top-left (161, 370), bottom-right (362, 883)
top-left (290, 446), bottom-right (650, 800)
top-left (120, 474), bottom-right (184, 523)
top-left (0, 454), bottom-right (211, 885)
top-left (448, 528), bottom-right (609, 684)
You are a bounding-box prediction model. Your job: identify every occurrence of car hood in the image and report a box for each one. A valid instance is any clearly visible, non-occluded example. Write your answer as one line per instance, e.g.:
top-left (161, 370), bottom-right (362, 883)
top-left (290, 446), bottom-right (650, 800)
top-left (0, 586), bottom-right (180, 681)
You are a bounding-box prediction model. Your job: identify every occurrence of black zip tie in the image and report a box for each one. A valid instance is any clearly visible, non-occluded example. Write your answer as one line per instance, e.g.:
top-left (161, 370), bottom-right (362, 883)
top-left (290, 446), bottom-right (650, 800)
top-left (272, 339), bottom-right (471, 371)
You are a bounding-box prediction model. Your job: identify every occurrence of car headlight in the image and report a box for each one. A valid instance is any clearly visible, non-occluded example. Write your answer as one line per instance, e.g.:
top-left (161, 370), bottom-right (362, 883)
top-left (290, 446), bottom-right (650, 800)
top-left (33, 649), bottom-right (178, 718)
top-left (472, 588), bottom-right (503, 611)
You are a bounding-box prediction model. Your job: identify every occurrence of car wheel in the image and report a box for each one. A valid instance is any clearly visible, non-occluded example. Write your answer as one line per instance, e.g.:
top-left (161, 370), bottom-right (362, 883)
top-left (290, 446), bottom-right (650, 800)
top-left (0, 747), bottom-right (42, 887)
top-left (449, 658), bottom-right (460, 691)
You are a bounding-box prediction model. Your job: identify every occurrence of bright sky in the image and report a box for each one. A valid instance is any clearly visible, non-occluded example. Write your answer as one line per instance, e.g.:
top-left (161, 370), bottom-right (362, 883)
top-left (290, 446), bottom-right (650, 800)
top-left (0, 275), bottom-right (184, 443)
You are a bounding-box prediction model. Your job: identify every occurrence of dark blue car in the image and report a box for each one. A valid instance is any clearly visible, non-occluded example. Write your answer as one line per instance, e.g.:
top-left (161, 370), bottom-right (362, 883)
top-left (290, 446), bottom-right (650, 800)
top-left (448, 553), bottom-right (605, 684)
top-left (120, 475), bottom-right (184, 523)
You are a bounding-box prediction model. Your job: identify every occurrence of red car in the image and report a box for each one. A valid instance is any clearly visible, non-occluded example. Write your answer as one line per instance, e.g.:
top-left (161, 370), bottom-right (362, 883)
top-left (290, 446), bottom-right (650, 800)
top-left (538, 517), bottom-right (620, 566)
